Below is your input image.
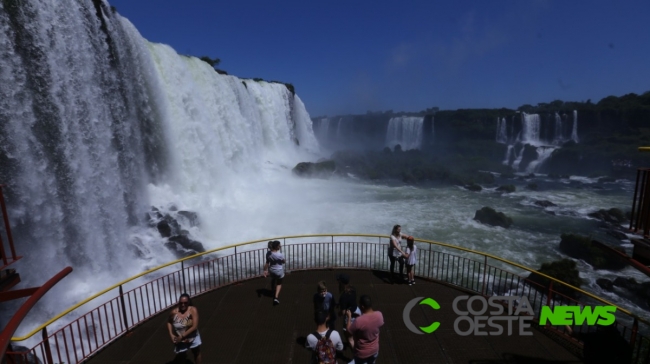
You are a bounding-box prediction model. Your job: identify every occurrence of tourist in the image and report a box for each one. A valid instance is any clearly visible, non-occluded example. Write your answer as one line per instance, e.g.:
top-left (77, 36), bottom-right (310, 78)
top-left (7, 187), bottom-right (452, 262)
top-left (403, 236), bottom-right (417, 285)
top-left (388, 224), bottom-right (408, 282)
top-left (167, 293), bottom-right (202, 364)
top-left (263, 240), bottom-right (285, 305)
top-left (305, 310), bottom-right (344, 363)
top-left (313, 280), bottom-right (337, 329)
top-left (337, 273), bottom-right (359, 349)
top-left (346, 295), bottom-right (384, 364)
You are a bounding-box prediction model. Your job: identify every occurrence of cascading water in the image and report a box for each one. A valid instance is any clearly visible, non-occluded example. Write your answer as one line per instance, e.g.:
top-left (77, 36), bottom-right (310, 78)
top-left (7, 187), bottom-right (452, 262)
top-left (520, 113), bottom-right (542, 146)
top-left (498, 112), bottom-right (578, 172)
top-left (0, 0), bottom-right (320, 328)
top-left (496, 117), bottom-right (507, 144)
top-left (385, 116), bottom-right (424, 150)
top-left (571, 110), bottom-right (579, 143)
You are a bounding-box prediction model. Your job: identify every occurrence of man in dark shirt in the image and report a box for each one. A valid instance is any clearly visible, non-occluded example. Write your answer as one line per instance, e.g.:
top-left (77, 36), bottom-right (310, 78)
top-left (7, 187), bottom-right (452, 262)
top-left (337, 273), bottom-right (359, 349)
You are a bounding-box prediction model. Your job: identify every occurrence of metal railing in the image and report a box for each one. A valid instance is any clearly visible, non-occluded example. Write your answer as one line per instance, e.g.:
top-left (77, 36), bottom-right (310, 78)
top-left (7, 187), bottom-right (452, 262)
top-left (6, 234), bottom-right (650, 363)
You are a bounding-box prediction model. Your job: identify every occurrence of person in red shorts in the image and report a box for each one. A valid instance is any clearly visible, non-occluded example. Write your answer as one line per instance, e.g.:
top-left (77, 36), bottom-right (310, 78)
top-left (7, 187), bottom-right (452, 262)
top-left (345, 295), bottom-right (384, 364)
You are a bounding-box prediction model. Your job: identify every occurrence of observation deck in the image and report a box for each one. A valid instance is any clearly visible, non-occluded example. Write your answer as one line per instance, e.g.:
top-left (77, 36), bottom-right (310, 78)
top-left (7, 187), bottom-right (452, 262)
top-left (7, 235), bottom-right (650, 363)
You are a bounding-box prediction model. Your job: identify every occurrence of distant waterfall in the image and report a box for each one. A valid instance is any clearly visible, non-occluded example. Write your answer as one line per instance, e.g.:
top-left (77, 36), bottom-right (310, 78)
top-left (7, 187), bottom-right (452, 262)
top-left (385, 116), bottom-right (424, 150)
top-left (496, 117), bottom-right (507, 144)
top-left (521, 113), bottom-right (542, 145)
top-left (553, 113), bottom-right (563, 143)
top-left (496, 111), bottom-right (579, 172)
top-left (571, 110), bottom-right (579, 143)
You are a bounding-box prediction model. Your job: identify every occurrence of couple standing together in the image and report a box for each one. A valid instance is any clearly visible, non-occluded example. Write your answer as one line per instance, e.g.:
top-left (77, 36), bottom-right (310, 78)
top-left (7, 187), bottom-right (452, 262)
top-left (388, 225), bottom-right (417, 285)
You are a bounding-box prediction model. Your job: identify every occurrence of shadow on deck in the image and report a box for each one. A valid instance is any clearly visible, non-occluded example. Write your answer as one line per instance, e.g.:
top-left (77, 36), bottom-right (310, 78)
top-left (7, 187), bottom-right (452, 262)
top-left (86, 269), bottom-right (582, 364)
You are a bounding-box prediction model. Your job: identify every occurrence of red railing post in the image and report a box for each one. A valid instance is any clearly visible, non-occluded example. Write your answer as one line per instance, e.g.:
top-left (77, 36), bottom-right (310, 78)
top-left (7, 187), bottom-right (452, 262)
top-left (0, 185), bottom-right (17, 260)
top-left (546, 281), bottom-right (554, 306)
top-left (42, 327), bottom-right (53, 364)
top-left (118, 285), bottom-right (129, 333)
top-left (630, 318), bottom-right (638, 351)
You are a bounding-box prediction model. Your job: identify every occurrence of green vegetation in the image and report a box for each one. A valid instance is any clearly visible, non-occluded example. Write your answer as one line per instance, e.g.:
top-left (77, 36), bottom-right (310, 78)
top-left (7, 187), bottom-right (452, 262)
top-left (199, 56), bottom-right (221, 68)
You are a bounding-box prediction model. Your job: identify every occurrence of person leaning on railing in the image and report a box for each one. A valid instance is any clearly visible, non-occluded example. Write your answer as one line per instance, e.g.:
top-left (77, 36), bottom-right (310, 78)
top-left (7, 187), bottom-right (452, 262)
top-left (388, 224), bottom-right (411, 283)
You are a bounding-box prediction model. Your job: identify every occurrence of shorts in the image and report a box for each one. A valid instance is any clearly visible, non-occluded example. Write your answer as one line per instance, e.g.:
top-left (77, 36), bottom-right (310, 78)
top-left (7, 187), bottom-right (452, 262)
top-left (174, 332), bottom-right (202, 354)
top-left (269, 269), bottom-right (284, 279)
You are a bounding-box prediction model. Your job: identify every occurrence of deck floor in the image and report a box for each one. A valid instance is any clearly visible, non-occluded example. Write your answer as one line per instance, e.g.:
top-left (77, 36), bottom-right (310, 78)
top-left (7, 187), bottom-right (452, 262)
top-left (87, 269), bottom-right (582, 363)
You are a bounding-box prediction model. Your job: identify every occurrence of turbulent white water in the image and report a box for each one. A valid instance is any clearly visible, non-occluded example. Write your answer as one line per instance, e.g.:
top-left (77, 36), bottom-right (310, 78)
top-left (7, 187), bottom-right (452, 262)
top-left (385, 116), bottom-right (424, 150)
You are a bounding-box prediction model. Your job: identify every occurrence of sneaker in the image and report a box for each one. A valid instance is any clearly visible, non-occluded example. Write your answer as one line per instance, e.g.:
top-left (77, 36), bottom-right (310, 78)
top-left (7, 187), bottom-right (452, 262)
top-left (408, 281), bottom-right (413, 286)
top-left (412, 280), bottom-right (416, 285)
top-left (273, 298), bottom-right (280, 305)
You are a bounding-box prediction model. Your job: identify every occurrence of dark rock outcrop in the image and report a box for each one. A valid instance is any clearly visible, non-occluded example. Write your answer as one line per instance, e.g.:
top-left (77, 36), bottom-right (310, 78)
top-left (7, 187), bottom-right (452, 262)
top-left (165, 235), bottom-right (205, 258)
top-left (526, 259), bottom-right (583, 299)
top-left (177, 210), bottom-right (200, 227)
top-left (558, 234), bottom-right (627, 270)
top-left (597, 278), bottom-right (614, 291)
top-left (496, 185), bottom-right (516, 193)
top-left (465, 183), bottom-right (482, 192)
top-left (588, 208), bottom-right (627, 225)
top-left (292, 160), bottom-right (336, 178)
top-left (474, 207), bottom-right (513, 228)
top-left (534, 200), bottom-right (557, 208)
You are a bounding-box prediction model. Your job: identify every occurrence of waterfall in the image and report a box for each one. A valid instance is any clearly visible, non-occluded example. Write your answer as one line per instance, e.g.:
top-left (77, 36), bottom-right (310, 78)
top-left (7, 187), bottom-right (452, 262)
top-left (553, 112), bottom-right (563, 144)
top-left (502, 145), bottom-right (514, 165)
top-left (315, 117), bottom-right (330, 143)
top-left (385, 116), bottom-right (424, 150)
top-left (571, 110), bottom-right (579, 143)
top-left (520, 113), bottom-right (542, 145)
top-left (496, 117), bottom-right (507, 144)
top-left (0, 0), bottom-right (319, 292)
top-left (525, 147), bottom-right (557, 173)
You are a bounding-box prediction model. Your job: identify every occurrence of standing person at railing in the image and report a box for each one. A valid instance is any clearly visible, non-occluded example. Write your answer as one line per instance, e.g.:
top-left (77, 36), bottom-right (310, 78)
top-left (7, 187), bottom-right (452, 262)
top-left (402, 236), bottom-right (417, 285)
top-left (388, 225), bottom-right (410, 283)
top-left (167, 293), bottom-right (202, 364)
top-left (263, 240), bottom-right (285, 305)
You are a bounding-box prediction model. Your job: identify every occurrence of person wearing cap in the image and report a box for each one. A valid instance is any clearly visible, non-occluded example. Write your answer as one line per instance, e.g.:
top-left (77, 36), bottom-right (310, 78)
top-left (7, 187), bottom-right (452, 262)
top-left (337, 273), bottom-right (359, 349)
top-left (388, 225), bottom-right (410, 283)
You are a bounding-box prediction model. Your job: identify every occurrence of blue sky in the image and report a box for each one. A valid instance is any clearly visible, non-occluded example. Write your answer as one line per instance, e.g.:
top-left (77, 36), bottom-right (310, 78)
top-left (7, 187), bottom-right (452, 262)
top-left (109, 0), bottom-right (650, 117)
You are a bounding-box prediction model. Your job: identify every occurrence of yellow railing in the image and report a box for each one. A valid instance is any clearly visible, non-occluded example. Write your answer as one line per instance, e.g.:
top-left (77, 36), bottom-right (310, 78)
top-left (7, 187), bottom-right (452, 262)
top-left (11, 233), bottom-right (646, 342)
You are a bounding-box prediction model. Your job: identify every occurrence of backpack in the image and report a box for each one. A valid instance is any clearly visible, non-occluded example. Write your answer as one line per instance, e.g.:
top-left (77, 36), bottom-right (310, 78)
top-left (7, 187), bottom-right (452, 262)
top-left (312, 329), bottom-right (336, 364)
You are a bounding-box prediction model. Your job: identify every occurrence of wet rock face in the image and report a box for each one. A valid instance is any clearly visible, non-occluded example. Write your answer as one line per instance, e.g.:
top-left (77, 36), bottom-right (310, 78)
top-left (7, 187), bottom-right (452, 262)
top-left (597, 278), bottom-right (614, 291)
top-left (473, 206), bottom-right (513, 228)
top-left (165, 235), bottom-right (205, 258)
top-left (147, 206), bottom-right (205, 258)
top-left (534, 200), bottom-right (557, 208)
top-left (292, 160), bottom-right (336, 178)
top-left (588, 208), bottom-right (627, 225)
top-left (558, 234), bottom-right (627, 270)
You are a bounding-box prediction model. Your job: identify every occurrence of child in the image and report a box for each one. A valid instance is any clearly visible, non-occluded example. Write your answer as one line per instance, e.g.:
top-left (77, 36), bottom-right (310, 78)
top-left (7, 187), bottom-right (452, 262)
top-left (313, 281), bottom-right (337, 329)
top-left (403, 236), bottom-right (417, 285)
